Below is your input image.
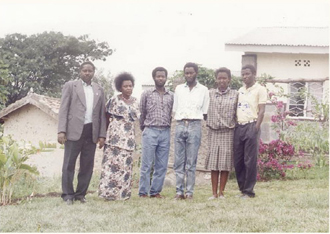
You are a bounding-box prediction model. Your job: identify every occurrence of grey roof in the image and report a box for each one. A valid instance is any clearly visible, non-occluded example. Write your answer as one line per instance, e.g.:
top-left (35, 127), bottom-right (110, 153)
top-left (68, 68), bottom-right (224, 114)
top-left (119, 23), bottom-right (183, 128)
top-left (226, 27), bottom-right (329, 47)
top-left (0, 93), bottom-right (60, 121)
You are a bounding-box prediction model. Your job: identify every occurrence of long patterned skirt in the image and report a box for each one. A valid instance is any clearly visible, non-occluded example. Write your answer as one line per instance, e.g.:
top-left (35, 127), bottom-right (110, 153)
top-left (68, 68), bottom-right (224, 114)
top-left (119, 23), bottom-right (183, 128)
top-left (204, 128), bottom-right (234, 171)
top-left (98, 146), bottom-right (134, 201)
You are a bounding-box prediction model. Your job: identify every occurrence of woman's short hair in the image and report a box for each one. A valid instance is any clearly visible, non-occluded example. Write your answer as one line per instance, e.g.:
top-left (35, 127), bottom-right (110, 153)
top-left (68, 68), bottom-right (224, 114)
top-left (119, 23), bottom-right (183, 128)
top-left (114, 72), bottom-right (135, 92)
top-left (215, 67), bottom-right (231, 79)
top-left (80, 61), bottom-right (95, 71)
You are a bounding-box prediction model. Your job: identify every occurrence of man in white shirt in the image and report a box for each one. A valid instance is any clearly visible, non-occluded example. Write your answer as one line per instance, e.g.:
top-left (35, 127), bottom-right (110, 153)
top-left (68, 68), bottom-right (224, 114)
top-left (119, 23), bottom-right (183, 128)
top-left (173, 62), bottom-right (210, 200)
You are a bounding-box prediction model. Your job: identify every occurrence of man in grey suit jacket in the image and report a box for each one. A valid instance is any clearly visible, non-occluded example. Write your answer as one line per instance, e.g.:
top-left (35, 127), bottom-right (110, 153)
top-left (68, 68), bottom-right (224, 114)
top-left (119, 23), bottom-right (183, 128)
top-left (57, 61), bottom-right (107, 205)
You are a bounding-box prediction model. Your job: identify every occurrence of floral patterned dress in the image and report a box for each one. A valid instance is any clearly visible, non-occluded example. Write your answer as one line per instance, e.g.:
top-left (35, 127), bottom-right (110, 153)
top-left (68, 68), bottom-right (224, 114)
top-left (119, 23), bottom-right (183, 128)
top-left (98, 95), bottom-right (139, 201)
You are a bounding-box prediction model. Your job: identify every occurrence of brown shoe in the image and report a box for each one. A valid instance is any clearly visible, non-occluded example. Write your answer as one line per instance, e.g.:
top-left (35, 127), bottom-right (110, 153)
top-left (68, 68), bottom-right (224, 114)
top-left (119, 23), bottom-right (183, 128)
top-left (150, 194), bottom-right (165, 199)
top-left (139, 194), bottom-right (149, 198)
top-left (174, 194), bottom-right (185, 200)
top-left (186, 194), bottom-right (193, 200)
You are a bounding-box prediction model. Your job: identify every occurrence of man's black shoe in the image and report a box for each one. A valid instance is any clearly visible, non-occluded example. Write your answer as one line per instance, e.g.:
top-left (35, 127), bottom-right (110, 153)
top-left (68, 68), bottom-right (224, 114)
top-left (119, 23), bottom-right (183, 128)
top-left (75, 197), bottom-right (87, 203)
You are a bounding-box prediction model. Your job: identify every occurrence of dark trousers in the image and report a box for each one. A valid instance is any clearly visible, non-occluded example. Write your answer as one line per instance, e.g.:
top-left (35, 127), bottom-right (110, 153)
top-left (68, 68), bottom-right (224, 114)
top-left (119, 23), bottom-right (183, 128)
top-left (233, 122), bottom-right (260, 197)
top-left (61, 123), bottom-right (96, 201)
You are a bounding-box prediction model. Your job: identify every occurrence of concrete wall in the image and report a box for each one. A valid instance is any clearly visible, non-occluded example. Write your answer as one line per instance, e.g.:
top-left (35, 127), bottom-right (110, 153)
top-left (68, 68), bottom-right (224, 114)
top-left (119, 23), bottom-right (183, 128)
top-left (255, 53), bottom-right (329, 79)
top-left (3, 104), bottom-right (58, 146)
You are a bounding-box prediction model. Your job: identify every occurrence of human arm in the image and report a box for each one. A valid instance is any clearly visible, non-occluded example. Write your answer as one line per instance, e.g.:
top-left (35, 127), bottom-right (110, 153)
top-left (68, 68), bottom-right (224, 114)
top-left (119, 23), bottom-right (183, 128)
top-left (99, 89), bottom-right (107, 140)
top-left (202, 88), bottom-right (210, 121)
top-left (255, 104), bottom-right (265, 131)
top-left (98, 137), bottom-right (105, 149)
top-left (57, 82), bottom-right (72, 142)
top-left (139, 91), bottom-right (147, 131)
top-left (57, 132), bottom-right (67, 144)
top-left (255, 87), bottom-right (268, 131)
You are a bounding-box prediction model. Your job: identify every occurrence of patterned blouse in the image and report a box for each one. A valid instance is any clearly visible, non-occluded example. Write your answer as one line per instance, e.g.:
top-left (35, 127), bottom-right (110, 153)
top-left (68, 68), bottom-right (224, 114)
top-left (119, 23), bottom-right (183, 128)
top-left (105, 95), bottom-right (140, 151)
top-left (206, 88), bottom-right (238, 130)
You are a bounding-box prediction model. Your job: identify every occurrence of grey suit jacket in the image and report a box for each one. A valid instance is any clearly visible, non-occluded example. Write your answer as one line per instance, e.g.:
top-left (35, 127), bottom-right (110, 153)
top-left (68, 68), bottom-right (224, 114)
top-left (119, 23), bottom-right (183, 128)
top-left (58, 79), bottom-right (107, 143)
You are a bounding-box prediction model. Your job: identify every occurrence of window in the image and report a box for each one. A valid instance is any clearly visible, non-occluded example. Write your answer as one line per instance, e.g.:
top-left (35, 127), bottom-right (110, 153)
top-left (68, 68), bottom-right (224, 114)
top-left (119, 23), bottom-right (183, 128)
top-left (288, 82), bottom-right (323, 118)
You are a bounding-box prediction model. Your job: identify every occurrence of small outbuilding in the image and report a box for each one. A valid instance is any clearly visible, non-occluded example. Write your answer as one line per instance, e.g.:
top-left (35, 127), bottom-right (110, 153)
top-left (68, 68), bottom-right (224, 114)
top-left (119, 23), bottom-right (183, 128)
top-left (0, 93), bottom-right (60, 146)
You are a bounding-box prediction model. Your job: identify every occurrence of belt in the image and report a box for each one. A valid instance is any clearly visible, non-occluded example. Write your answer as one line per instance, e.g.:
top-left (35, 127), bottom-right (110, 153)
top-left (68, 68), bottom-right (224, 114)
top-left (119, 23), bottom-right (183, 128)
top-left (178, 119), bottom-right (201, 124)
top-left (237, 119), bottom-right (257, 125)
top-left (147, 126), bottom-right (170, 130)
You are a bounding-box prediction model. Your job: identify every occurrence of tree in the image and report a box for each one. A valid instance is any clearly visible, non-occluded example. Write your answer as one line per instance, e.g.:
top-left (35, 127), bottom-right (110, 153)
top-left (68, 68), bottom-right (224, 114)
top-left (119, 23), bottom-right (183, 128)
top-left (93, 69), bottom-right (114, 101)
top-left (0, 32), bottom-right (114, 106)
top-left (0, 60), bottom-right (10, 109)
top-left (168, 64), bottom-right (243, 91)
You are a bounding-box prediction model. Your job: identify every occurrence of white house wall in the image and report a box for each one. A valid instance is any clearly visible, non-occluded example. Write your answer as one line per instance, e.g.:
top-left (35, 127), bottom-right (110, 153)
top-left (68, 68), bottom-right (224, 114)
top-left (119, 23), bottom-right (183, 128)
top-left (255, 53), bottom-right (329, 102)
top-left (255, 53), bottom-right (329, 79)
top-left (3, 104), bottom-right (58, 146)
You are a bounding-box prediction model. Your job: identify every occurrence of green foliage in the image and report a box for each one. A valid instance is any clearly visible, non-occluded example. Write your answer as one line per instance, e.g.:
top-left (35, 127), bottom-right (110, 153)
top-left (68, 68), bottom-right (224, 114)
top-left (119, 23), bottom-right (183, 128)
top-left (286, 121), bottom-right (329, 161)
top-left (0, 60), bottom-right (10, 109)
top-left (93, 69), bottom-right (115, 100)
top-left (167, 65), bottom-right (243, 91)
top-left (0, 136), bottom-right (39, 205)
top-left (0, 32), bottom-right (114, 106)
top-left (230, 75), bottom-right (243, 90)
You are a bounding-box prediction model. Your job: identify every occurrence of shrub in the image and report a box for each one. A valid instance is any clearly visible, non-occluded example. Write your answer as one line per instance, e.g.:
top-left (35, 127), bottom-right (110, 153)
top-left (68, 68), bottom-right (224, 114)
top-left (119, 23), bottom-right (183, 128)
top-left (257, 139), bottom-right (296, 181)
top-left (0, 136), bottom-right (39, 205)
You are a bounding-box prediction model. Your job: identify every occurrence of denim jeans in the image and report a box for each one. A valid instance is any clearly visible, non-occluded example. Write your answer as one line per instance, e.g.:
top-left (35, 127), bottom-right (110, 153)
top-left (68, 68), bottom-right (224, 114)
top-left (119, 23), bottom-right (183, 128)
top-left (138, 127), bottom-right (171, 196)
top-left (174, 120), bottom-right (202, 196)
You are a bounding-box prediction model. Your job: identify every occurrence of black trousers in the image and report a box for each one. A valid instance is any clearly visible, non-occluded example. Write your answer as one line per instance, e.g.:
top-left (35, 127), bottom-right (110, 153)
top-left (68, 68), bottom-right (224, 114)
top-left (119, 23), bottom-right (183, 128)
top-left (233, 122), bottom-right (260, 197)
top-left (61, 123), bottom-right (96, 201)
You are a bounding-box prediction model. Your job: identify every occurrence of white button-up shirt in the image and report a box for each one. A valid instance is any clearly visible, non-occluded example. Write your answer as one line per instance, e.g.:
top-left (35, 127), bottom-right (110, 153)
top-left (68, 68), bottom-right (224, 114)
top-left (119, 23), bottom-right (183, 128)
top-left (173, 82), bottom-right (210, 120)
top-left (82, 81), bottom-right (94, 124)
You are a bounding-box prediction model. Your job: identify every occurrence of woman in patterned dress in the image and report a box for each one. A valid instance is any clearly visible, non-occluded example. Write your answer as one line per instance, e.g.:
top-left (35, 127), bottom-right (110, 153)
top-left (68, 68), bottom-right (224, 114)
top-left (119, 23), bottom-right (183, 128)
top-left (99, 72), bottom-right (139, 201)
top-left (205, 67), bottom-right (238, 199)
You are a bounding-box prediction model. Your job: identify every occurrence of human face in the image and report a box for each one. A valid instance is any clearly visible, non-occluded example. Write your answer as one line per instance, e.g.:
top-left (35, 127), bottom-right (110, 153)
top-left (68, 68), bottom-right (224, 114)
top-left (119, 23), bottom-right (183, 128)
top-left (241, 68), bottom-right (256, 88)
top-left (153, 71), bottom-right (167, 88)
top-left (80, 64), bottom-right (95, 84)
top-left (184, 67), bottom-right (197, 85)
top-left (216, 72), bottom-right (230, 91)
top-left (121, 80), bottom-right (133, 98)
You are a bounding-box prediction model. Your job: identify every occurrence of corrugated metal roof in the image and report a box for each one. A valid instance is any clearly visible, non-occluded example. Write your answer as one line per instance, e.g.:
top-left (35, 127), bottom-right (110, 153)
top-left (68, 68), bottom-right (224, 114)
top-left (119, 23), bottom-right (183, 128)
top-left (226, 27), bottom-right (329, 47)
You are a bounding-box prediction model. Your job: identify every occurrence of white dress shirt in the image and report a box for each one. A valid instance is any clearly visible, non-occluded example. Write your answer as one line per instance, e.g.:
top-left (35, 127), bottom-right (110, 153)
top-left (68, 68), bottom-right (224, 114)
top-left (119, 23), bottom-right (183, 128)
top-left (82, 81), bottom-right (94, 124)
top-left (173, 82), bottom-right (210, 120)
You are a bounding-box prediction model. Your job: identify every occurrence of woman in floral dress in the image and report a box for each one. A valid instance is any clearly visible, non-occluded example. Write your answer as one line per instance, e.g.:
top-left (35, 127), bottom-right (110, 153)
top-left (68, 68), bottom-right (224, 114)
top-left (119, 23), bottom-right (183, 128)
top-left (99, 72), bottom-right (139, 201)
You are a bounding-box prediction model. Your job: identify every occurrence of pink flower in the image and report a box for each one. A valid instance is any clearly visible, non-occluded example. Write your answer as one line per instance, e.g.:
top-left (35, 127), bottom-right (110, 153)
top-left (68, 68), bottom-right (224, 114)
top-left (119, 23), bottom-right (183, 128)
top-left (271, 115), bottom-right (279, 123)
top-left (276, 101), bottom-right (284, 109)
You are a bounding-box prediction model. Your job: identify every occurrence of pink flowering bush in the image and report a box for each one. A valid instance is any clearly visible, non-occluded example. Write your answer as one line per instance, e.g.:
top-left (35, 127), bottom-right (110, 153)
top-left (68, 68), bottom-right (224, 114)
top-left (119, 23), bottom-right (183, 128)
top-left (257, 139), bottom-right (296, 181)
top-left (269, 93), bottom-right (297, 140)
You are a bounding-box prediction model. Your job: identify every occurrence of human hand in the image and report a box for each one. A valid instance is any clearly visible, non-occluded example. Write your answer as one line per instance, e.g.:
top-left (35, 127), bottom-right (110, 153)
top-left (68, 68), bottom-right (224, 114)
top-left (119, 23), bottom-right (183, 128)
top-left (57, 133), bottom-right (67, 144)
top-left (98, 138), bottom-right (105, 149)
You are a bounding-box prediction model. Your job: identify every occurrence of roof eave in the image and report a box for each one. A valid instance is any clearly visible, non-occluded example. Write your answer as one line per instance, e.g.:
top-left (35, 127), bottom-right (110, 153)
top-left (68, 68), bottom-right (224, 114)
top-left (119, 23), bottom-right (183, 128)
top-left (225, 44), bottom-right (329, 54)
top-left (0, 94), bottom-right (59, 121)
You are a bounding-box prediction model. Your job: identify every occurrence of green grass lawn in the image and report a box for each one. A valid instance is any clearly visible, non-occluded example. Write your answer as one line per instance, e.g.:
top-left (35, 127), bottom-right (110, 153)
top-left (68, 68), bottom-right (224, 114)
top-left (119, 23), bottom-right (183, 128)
top-left (0, 167), bottom-right (328, 232)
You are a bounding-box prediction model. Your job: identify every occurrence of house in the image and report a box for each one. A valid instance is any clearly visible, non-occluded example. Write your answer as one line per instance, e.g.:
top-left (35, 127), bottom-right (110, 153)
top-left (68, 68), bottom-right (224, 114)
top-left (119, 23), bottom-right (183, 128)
top-left (225, 27), bottom-right (329, 142)
top-left (0, 93), bottom-right (60, 146)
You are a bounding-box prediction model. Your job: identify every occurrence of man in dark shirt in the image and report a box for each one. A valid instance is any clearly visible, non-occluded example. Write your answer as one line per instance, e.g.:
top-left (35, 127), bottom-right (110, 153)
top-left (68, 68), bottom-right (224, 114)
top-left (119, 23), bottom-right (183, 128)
top-left (138, 67), bottom-right (174, 198)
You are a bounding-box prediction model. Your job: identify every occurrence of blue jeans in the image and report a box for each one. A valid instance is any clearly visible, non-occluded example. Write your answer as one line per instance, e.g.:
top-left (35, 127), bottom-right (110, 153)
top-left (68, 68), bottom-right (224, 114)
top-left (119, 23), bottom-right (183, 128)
top-left (174, 120), bottom-right (202, 196)
top-left (138, 127), bottom-right (170, 196)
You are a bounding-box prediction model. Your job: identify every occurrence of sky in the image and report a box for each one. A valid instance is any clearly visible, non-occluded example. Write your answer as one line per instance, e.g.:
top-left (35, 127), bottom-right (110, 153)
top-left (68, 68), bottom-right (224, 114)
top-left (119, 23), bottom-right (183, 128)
top-left (0, 0), bottom-right (329, 96)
